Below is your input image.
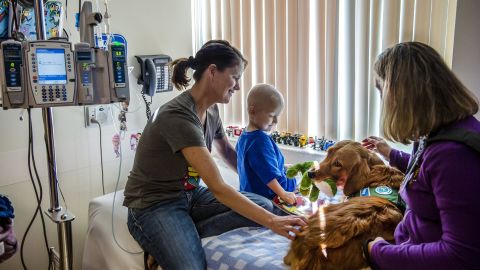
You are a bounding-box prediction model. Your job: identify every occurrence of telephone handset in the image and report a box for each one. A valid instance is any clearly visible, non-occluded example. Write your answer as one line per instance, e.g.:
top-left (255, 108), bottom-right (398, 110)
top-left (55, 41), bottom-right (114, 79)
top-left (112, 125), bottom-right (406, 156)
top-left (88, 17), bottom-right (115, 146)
top-left (135, 55), bottom-right (172, 96)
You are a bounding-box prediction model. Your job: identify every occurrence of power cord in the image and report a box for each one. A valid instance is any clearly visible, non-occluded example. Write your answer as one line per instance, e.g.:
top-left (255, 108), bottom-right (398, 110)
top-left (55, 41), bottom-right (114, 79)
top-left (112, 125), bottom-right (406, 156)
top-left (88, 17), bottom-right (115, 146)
top-left (43, 125), bottom-right (69, 215)
top-left (92, 110), bottom-right (140, 254)
top-left (9, 0), bottom-right (19, 34)
top-left (91, 118), bottom-right (105, 195)
top-left (20, 109), bottom-right (50, 270)
top-left (112, 86), bottom-right (144, 114)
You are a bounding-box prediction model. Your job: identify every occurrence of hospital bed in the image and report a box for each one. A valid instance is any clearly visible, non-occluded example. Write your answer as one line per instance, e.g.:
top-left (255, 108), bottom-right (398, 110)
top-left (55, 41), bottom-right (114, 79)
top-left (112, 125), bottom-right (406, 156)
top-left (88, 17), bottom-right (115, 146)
top-left (81, 158), bottom-right (291, 270)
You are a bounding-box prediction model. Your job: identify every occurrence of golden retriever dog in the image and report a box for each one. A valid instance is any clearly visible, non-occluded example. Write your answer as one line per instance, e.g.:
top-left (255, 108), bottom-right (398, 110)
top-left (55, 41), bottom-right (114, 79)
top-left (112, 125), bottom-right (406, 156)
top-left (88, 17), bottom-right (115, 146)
top-left (284, 140), bottom-right (405, 270)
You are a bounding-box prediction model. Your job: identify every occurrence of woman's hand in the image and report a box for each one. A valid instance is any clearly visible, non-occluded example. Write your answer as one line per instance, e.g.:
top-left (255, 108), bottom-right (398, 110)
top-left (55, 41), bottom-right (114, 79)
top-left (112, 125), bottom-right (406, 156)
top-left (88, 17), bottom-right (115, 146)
top-left (362, 136), bottom-right (392, 161)
top-left (280, 192), bottom-right (297, 205)
top-left (268, 215), bottom-right (307, 240)
top-left (367, 236), bottom-right (385, 254)
top-left (181, 146), bottom-right (307, 240)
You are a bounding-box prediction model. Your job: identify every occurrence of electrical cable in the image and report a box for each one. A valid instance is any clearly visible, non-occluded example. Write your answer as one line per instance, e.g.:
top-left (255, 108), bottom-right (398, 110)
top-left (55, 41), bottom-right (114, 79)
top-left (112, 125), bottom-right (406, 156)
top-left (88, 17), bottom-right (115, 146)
top-left (92, 119), bottom-right (105, 195)
top-left (10, 0), bottom-right (18, 35)
top-left (62, 0), bottom-right (73, 41)
top-left (112, 86), bottom-right (144, 114)
top-left (78, 0), bottom-right (82, 26)
top-left (111, 137), bottom-right (142, 255)
top-left (20, 109), bottom-right (41, 270)
top-left (62, 28), bottom-right (70, 41)
top-left (20, 109), bottom-right (50, 270)
top-left (43, 131), bottom-right (69, 214)
top-left (109, 104), bottom-right (120, 135)
top-left (29, 112), bottom-right (50, 252)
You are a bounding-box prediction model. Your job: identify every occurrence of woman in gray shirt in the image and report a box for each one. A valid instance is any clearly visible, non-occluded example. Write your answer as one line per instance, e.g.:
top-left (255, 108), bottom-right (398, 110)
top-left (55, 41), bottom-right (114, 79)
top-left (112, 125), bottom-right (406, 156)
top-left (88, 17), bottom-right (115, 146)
top-left (124, 40), bottom-right (305, 270)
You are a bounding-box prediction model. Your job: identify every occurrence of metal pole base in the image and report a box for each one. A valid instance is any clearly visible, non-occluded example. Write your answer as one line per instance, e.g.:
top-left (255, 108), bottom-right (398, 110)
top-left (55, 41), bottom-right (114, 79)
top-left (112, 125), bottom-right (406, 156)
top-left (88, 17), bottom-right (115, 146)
top-left (46, 208), bottom-right (75, 270)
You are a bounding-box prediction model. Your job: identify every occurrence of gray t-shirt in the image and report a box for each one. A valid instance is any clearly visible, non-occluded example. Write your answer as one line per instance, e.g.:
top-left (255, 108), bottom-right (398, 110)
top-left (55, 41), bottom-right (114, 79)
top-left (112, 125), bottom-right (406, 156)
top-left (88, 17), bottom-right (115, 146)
top-left (123, 90), bottom-right (225, 209)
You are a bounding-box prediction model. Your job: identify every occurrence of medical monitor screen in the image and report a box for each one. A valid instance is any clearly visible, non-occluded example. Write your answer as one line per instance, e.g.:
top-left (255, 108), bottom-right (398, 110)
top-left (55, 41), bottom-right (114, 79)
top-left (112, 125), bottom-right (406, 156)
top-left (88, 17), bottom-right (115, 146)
top-left (36, 48), bottom-right (67, 84)
top-left (76, 51), bottom-right (92, 61)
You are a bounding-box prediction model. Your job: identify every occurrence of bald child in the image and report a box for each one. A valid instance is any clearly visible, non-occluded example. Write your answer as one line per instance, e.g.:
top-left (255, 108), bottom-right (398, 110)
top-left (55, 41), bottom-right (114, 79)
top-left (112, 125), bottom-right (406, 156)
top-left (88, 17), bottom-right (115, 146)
top-left (236, 84), bottom-right (297, 205)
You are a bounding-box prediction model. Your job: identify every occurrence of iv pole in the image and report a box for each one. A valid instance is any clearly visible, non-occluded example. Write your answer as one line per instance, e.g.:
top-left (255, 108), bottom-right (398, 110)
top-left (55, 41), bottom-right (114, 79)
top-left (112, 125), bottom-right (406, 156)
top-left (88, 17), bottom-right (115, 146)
top-left (33, 0), bottom-right (75, 269)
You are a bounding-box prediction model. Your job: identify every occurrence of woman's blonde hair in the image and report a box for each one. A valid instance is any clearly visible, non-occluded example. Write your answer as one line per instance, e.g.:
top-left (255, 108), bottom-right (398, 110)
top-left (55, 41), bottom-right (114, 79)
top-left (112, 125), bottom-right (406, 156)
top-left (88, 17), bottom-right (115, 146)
top-left (374, 42), bottom-right (478, 144)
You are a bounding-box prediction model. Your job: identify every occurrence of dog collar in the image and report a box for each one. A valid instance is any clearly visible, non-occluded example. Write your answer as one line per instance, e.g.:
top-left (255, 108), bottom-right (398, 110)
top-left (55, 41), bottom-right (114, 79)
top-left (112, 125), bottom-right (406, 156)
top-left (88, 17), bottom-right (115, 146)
top-left (350, 186), bottom-right (400, 205)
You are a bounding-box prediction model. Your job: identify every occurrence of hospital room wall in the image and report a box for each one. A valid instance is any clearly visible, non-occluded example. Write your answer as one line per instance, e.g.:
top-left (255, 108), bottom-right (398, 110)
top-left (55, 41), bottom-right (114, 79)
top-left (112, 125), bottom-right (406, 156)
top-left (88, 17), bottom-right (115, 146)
top-left (452, 0), bottom-right (480, 119)
top-left (0, 0), bottom-right (191, 269)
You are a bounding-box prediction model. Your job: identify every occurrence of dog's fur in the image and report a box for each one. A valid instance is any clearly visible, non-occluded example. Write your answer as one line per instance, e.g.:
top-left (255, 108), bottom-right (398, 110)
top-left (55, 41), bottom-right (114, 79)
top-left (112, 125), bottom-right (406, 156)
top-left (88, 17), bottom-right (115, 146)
top-left (284, 140), bottom-right (405, 270)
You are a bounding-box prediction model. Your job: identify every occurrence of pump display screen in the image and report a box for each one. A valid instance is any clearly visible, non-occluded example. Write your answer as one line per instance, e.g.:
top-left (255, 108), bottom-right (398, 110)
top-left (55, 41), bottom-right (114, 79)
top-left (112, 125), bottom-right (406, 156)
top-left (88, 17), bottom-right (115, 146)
top-left (36, 48), bottom-right (67, 84)
top-left (111, 45), bottom-right (126, 84)
top-left (76, 51), bottom-right (92, 61)
top-left (4, 49), bottom-right (21, 57)
top-left (3, 45), bottom-right (22, 88)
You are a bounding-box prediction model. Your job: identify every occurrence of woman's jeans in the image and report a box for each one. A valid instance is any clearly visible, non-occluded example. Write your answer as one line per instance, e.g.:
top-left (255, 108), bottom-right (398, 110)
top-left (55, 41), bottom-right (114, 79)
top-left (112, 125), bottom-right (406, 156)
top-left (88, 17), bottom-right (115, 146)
top-left (127, 186), bottom-right (278, 270)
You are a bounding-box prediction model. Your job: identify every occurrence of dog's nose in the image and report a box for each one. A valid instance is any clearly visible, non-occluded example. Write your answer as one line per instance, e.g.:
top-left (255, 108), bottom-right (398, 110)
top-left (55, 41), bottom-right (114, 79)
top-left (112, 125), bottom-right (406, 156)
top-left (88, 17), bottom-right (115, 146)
top-left (308, 171), bottom-right (316, 179)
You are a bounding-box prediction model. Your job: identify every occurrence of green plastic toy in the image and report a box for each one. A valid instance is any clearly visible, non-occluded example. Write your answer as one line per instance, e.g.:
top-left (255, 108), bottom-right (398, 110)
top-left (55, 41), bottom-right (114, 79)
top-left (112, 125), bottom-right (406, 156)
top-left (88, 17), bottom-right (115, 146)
top-left (287, 161), bottom-right (337, 201)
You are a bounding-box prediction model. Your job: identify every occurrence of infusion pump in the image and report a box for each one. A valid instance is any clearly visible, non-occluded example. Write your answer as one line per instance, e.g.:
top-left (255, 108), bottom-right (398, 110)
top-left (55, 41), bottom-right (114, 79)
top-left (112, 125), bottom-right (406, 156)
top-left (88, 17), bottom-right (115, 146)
top-left (0, 40), bottom-right (26, 108)
top-left (0, 39), bottom-right (130, 109)
top-left (25, 41), bottom-right (77, 107)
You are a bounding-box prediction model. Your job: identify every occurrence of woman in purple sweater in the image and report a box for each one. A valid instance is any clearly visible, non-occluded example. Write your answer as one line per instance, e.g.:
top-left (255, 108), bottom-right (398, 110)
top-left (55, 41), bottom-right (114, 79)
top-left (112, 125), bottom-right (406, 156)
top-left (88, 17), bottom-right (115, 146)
top-left (362, 42), bottom-right (480, 269)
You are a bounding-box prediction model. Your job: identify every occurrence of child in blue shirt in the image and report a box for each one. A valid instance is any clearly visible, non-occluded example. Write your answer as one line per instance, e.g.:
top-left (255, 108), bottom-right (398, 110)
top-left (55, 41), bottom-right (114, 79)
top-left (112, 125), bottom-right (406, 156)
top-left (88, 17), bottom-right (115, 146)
top-left (236, 84), bottom-right (297, 205)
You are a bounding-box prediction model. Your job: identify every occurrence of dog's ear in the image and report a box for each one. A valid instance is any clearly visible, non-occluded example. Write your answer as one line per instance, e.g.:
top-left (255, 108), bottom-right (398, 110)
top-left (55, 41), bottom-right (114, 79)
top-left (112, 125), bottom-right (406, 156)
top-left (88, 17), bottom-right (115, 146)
top-left (343, 158), bottom-right (370, 196)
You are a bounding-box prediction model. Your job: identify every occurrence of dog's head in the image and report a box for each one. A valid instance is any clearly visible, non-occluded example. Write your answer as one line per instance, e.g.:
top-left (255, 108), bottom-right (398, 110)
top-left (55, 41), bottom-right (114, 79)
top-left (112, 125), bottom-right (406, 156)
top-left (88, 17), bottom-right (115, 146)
top-left (284, 196), bottom-right (403, 270)
top-left (309, 140), bottom-right (385, 196)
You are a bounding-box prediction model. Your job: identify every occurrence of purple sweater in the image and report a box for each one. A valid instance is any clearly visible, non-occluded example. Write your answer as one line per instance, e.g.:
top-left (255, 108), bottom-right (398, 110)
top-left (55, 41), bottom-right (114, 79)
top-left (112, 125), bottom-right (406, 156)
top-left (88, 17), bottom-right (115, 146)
top-left (371, 116), bottom-right (480, 270)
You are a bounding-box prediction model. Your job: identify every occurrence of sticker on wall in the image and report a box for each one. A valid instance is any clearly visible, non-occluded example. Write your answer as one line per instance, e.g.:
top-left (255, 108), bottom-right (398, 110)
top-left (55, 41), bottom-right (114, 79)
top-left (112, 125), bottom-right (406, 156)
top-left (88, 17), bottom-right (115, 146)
top-left (0, 0), bottom-right (8, 39)
top-left (19, 0), bottom-right (63, 40)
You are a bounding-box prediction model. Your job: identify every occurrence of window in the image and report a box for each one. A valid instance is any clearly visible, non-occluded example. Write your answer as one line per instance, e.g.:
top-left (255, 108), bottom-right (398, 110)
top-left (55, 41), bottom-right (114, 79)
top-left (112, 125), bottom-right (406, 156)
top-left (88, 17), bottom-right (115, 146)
top-left (192, 0), bottom-right (457, 141)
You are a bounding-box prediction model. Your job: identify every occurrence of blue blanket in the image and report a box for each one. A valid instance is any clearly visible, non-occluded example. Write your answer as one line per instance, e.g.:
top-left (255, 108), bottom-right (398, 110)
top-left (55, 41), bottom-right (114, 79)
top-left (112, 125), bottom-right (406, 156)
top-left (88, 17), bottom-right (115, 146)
top-left (203, 227), bottom-right (290, 270)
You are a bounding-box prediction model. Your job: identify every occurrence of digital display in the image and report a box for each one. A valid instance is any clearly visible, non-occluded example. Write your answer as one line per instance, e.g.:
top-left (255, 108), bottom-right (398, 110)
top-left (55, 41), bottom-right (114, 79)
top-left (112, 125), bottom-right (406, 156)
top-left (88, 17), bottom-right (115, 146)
top-left (36, 48), bottom-right (67, 85)
top-left (154, 58), bottom-right (168, 64)
top-left (76, 51), bottom-right (92, 61)
top-left (111, 45), bottom-right (126, 84)
top-left (4, 50), bottom-right (21, 57)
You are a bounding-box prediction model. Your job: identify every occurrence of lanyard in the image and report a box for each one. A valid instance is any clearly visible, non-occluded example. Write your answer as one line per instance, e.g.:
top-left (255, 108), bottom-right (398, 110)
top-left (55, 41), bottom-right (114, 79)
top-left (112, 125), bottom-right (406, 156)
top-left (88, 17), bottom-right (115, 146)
top-left (398, 138), bottom-right (426, 211)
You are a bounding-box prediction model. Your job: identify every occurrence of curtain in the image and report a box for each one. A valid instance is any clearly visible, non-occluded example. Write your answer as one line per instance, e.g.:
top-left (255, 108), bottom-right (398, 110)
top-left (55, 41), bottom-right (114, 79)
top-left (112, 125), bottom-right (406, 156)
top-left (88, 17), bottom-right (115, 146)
top-left (192, 0), bottom-right (457, 141)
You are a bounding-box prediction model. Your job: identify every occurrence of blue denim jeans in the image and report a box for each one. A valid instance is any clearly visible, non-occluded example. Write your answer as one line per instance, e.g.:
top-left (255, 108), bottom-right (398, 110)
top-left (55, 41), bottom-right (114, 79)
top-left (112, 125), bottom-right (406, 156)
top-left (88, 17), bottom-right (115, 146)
top-left (127, 186), bottom-right (277, 270)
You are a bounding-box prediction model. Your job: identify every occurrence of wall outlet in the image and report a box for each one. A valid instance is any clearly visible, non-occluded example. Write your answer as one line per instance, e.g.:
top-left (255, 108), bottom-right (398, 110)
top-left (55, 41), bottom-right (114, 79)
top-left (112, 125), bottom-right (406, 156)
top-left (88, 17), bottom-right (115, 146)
top-left (95, 105), bottom-right (112, 125)
top-left (84, 106), bottom-right (96, 127)
top-left (84, 105), bottom-right (113, 127)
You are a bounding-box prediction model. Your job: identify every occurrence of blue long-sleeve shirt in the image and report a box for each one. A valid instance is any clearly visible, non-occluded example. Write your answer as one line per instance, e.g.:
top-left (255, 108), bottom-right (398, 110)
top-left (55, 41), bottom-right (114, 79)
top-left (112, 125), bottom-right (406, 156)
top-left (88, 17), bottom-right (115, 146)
top-left (371, 116), bottom-right (480, 270)
top-left (236, 130), bottom-right (296, 199)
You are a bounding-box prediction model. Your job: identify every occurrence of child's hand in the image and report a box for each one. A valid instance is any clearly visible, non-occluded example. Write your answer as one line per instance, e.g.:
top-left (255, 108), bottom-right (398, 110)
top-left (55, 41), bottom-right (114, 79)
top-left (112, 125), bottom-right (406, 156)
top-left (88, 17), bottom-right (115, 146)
top-left (281, 192), bottom-right (297, 205)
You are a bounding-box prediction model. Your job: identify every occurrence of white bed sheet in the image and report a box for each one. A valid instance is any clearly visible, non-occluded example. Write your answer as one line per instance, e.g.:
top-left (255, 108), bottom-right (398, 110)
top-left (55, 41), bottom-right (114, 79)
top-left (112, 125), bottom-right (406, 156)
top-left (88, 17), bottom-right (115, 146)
top-left (82, 159), bottom-right (239, 270)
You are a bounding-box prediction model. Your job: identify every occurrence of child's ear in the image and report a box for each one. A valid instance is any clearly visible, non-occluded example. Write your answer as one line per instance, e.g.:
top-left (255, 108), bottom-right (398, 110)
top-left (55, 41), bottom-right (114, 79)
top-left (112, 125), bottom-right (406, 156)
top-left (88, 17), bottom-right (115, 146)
top-left (248, 105), bottom-right (255, 114)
